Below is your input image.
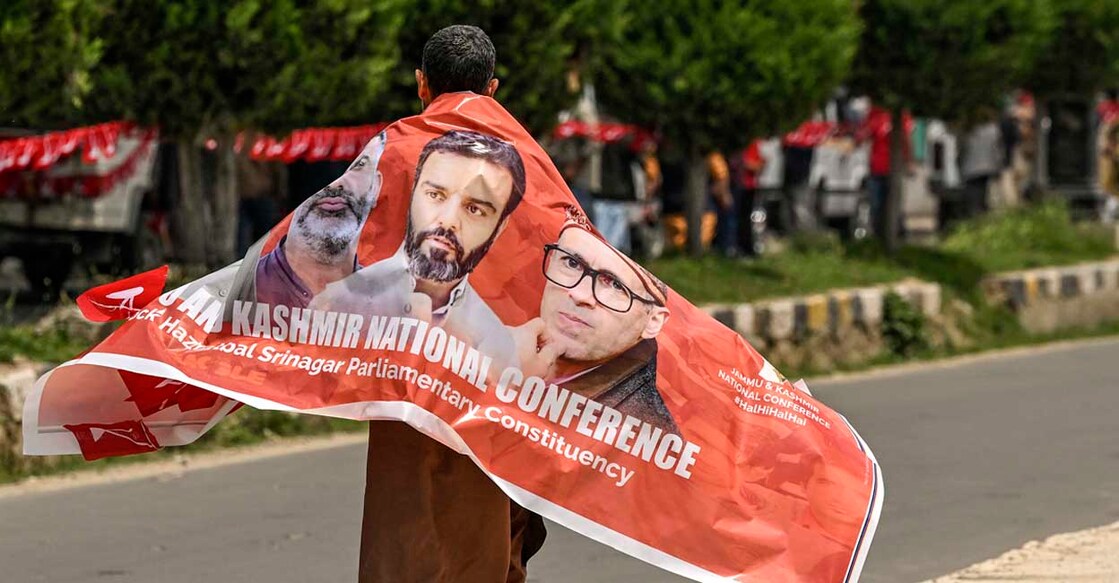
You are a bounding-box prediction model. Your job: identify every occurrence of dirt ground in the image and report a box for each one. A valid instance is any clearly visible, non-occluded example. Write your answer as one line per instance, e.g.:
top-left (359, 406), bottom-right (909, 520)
top-left (923, 520), bottom-right (1119, 583)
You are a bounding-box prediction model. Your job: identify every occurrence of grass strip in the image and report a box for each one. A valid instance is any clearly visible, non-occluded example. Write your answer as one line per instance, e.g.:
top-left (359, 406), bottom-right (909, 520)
top-left (645, 201), bottom-right (1114, 304)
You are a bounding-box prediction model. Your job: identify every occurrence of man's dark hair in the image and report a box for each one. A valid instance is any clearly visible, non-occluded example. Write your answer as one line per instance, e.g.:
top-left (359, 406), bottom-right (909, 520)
top-left (413, 130), bottom-right (526, 221)
top-left (422, 25), bottom-right (496, 96)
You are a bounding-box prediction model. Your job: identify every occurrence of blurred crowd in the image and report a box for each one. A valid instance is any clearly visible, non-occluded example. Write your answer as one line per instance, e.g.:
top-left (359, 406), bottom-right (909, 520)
top-left (549, 89), bottom-right (1116, 260)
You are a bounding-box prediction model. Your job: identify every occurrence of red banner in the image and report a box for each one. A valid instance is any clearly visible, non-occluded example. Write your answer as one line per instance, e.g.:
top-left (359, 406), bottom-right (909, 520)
top-left (23, 94), bottom-right (882, 582)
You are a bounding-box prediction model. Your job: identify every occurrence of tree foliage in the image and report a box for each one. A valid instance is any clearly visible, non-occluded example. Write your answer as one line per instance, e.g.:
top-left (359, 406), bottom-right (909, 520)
top-left (850, 0), bottom-right (1054, 121)
top-left (1025, 0), bottom-right (1119, 99)
top-left (87, 0), bottom-right (407, 137)
top-left (0, 0), bottom-right (105, 129)
top-left (596, 0), bottom-right (861, 152)
top-left (591, 0), bottom-right (859, 255)
top-left (848, 0), bottom-right (1054, 252)
top-left (77, 1), bottom-right (409, 266)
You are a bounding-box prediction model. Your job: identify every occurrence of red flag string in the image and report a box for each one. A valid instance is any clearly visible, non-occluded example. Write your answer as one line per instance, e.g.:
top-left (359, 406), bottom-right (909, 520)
top-left (0, 121), bottom-right (133, 173)
top-left (552, 121), bottom-right (657, 151)
top-left (233, 124), bottom-right (390, 163)
top-left (782, 120), bottom-right (836, 148)
top-left (0, 128), bottom-right (158, 200)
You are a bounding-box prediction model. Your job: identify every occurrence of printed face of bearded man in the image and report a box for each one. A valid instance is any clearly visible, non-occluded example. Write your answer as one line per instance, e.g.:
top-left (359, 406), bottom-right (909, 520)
top-left (290, 133), bottom-right (386, 262)
top-left (405, 151), bottom-right (514, 283)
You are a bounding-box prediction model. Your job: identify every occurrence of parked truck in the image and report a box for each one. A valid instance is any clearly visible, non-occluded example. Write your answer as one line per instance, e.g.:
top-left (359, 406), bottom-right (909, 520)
top-left (0, 127), bottom-right (163, 300)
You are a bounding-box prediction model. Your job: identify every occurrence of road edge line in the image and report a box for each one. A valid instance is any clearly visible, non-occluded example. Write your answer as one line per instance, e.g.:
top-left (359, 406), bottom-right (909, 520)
top-left (0, 431), bottom-right (367, 499)
top-left (807, 334), bottom-right (1119, 387)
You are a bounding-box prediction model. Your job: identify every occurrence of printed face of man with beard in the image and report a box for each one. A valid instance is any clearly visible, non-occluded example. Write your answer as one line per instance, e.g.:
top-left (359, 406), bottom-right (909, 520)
top-left (405, 151), bottom-right (514, 283)
top-left (291, 134), bottom-right (385, 262)
top-left (540, 228), bottom-right (669, 367)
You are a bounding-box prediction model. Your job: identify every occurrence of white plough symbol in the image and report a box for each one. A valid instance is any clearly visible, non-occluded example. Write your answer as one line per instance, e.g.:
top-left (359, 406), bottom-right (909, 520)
top-left (90, 286), bottom-right (146, 313)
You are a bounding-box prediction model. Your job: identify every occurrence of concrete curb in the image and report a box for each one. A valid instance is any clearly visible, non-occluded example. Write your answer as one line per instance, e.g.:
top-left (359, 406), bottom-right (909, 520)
top-left (983, 258), bottom-right (1119, 308)
top-left (982, 258), bottom-right (1119, 334)
top-left (0, 360), bottom-right (45, 426)
top-left (702, 279), bottom-right (942, 345)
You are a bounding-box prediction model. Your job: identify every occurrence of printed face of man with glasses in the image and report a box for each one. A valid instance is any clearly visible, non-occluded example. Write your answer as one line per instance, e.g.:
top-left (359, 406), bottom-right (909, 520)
top-left (538, 226), bottom-right (670, 381)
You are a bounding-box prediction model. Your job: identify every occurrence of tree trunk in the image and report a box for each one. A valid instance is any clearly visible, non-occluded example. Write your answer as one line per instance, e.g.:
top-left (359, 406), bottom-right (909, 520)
top-left (685, 150), bottom-right (708, 257)
top-left (885, 110), bottom-right (905, 253)
top-left (207, 138), bottom-right (239, 267)
top-left (1033, 101), bottom-right (1049, 194)
top-left (171, 139), bottom-right (208, 266)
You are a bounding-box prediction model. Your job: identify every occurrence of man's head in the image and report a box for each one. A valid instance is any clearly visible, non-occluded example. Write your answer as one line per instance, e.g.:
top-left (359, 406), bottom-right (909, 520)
top-left (416, 25), bottom-right (499, 108)
top-left (540, 226), bottom-right (670, 364)
top-left (405, 130), bottom-right (526, 283)
top-left (289, 133), bottom-right (386, 263)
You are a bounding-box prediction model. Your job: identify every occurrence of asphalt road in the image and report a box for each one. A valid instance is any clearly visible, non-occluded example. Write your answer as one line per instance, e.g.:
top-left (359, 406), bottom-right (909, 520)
top-left (2, 338), bottom-right (1117, 583)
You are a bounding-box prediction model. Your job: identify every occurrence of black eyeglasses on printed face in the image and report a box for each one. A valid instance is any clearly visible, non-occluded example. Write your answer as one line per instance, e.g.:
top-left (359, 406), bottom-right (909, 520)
top-left (542, 244), bottom-right (658, 313)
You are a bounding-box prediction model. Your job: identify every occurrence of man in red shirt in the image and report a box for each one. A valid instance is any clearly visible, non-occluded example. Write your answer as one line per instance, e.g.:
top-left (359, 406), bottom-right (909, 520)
top-left (730, 140), bottom-right (766, 256)
top-left (861, 106), bottom-right (911, 239)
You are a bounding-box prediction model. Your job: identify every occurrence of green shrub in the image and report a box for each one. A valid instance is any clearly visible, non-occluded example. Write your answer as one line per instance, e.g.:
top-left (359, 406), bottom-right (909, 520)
top-left (882, 291), bottom-right (929, 357)
top-left (942, 201), bottom-right (1114, 271)
top-left (0, 325), bottom-right (87, 364)
top-left (198, 409), bottom-right (363, 448)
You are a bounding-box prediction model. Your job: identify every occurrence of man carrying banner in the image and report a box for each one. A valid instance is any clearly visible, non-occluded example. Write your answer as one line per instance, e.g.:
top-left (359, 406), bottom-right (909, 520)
top-left (354, 25), bottom-right (545, 583)
top-left (22, 22), bottom-right (884, 583)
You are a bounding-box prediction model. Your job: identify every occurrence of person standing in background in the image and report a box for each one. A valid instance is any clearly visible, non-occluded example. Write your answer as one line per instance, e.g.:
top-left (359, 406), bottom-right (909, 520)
top-left (860, 106), bottom-right (912, 239)
top-left (641, 140), bottom-right (662, 201)
top-left (553, 138), bottom-right (595, 222)
top-left (1013, 93), bottom-right (1038, 199)
top-left (592, 135), bottom-right (643, 254)
top-left (997, 100), bottom-right (1022, 209)
top-left (1096, 91), bottom-right (1119, 223)
top-left (960, 109), bottom-right (1004, 220)
top-left (658, 147), bottom-right (718, 252)
top-left (630, 139), bottom-right (666, 259)
top-left (235, 152), bottom-right (284, 256)
top-left (658, 152), bottom-right (688, 250)
top-left (709, 150), bottom-right (737, 256)
top-left (781, 126), bottom-right (818, 234)
top-left (730, 139), bottom-right (766, 256)
top-left (1100, 120), bottom-right (1119, 223)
